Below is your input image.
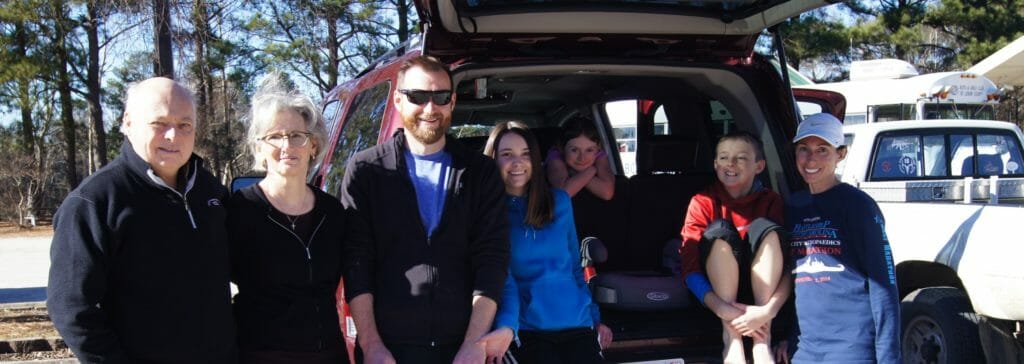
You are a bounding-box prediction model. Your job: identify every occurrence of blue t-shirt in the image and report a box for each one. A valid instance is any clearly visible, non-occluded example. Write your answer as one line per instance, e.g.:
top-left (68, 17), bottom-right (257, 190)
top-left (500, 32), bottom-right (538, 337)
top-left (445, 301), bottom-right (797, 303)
top-left (405, 149), bottom-right (451, 237)
top-left (494, 189), bottom-right (600, 335)
top-left (785, 183), bottom-right (900, 364)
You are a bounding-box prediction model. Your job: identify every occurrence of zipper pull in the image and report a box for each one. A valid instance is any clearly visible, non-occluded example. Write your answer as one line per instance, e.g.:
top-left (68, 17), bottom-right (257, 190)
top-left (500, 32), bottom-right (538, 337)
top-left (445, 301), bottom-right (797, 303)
top-left (184, 200), bottom-right (197, 229)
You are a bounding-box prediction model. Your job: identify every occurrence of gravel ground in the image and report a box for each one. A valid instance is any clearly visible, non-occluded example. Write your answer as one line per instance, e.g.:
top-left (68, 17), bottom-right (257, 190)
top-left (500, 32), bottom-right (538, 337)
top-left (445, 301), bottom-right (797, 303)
top-left (0, 232), bottom-right (71, 360)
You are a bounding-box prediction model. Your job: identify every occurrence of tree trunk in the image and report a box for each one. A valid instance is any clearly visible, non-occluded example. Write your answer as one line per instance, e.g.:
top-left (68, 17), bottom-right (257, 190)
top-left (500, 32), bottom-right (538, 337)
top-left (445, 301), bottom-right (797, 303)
top-left (397, 0), bottom-right (410, 42)
top-left (192, 0), bottom-right (218, 178)
top-left (153, 0), bottom-right (174, 77)
top-left (55, 2), bottom-right (80, 188)
top-left (221, 68), bottom-right (233, 184)
top-left (85, 1), bottom-right (108, 168)
top-left (14, 23), bottom-right (35, 155)
top-left (327, 15), bottom-right (339, 93)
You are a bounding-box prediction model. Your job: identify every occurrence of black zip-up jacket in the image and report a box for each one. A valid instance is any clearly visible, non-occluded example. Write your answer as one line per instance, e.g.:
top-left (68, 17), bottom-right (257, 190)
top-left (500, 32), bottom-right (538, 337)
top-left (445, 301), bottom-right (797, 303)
top-left (340, 131), bottom-right (509, 346)
top-left (228, 184), bottom-right (347, 354)
top-left (47, 142), bottom-right (235, 363)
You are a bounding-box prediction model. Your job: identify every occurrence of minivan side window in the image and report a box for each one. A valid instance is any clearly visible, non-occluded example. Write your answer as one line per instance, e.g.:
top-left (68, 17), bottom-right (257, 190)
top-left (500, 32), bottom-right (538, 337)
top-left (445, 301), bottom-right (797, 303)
top-left (321, 82), bottom-right (390, 198)
top-left (322, 94), bottom-right (348, 139)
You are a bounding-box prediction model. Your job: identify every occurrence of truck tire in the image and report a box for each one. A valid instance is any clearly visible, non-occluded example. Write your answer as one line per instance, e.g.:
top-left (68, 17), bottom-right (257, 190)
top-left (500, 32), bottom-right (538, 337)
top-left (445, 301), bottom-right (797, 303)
top-left (901, 287), bottom-right (985, 364)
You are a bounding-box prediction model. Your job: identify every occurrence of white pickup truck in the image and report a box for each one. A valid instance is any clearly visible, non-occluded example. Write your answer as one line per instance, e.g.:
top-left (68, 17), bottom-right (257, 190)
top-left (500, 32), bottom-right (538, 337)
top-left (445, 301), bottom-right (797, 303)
top-left (838, 119), bottom-right (1024, 363)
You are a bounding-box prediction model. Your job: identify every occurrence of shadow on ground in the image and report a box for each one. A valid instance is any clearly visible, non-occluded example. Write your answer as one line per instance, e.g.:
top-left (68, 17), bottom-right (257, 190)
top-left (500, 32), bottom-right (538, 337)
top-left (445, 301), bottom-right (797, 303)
top-left (0, 288), bottom-right (45, 304)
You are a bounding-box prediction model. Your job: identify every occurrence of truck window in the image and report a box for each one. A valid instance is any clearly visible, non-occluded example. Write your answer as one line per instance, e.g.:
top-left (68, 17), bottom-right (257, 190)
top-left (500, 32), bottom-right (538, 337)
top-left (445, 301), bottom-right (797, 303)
top-left (872, 104), bottom-right (915, 122)
top-left (922, 135), bottom-right (947, 177)
top-left (975, 134), bottom-right (1023, 175)
top-left (950, 134), bottom-right (973, 177)
top-left (871, 135), bottom-right (922, 179)
top-left (321, 82), bottom-right (390, 198)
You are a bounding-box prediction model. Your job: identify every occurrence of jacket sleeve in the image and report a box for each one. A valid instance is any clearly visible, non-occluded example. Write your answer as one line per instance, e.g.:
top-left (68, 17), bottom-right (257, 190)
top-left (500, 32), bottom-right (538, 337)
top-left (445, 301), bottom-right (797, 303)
top-left (47, 195), bottom-right (127, 363)
top-left (340, 158), bottom-right (376, 301)
top-left (853, 199), bottom-right (901, 364)
top-left (493, 267), bottom-right (520, 335)
top-left (680, 194), bottom-right (712, 301)
top-left (468, 159), bottom-right (510, 303)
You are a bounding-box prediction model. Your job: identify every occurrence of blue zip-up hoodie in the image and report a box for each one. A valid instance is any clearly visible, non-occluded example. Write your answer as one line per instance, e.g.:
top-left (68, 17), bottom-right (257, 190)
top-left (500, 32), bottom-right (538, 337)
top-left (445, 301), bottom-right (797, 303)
top-left (785, 183), bottom-right (900, 364)
top-left (494, 189), bottom-right (600, 335)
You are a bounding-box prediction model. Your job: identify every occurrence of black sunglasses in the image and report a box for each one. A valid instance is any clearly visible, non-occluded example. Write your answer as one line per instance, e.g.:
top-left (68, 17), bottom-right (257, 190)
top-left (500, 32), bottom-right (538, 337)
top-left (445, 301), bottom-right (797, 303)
top-left (399, 89), bottom-right (453, 106)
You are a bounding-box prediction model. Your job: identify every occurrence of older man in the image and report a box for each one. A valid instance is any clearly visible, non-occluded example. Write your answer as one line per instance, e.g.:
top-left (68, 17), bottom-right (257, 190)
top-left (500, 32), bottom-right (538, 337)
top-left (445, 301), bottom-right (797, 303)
top-left (48, 77), bottom-right (235, 363)
top-left (341, 56), bottom-right (509, 364)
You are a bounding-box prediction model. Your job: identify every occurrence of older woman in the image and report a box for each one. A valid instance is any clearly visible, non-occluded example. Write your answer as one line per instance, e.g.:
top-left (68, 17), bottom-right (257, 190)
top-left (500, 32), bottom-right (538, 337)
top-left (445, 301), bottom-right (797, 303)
top-left (228, 74), bottom-right (348, 363)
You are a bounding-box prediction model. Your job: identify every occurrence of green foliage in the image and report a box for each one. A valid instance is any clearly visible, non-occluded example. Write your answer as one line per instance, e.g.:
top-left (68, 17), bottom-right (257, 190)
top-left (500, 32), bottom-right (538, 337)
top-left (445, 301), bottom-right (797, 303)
top-left (241, 0), bottom-right (417, 96)
top-left (924, 0), bottom-right (1024, 68)
top-left (780, 11), bottom-right (851, 81)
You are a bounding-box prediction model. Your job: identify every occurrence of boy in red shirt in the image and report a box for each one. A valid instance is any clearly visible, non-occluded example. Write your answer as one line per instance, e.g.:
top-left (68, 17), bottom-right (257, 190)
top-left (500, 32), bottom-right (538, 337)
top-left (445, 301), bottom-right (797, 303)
top-left (680, 131), bottom-right (790, 364)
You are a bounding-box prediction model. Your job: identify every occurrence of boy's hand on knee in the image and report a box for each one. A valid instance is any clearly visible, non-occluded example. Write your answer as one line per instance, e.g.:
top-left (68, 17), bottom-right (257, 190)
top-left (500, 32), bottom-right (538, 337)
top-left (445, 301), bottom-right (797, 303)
top-left (730, 303), bottom-right (772, 338)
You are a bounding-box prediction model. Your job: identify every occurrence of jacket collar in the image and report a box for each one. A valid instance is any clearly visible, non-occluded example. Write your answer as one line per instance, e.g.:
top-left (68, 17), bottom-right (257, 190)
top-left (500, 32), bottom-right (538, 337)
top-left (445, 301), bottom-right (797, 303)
top-left (712, 178), bottom-right (766, 207)
top-left (121, 140), bottom-right (203, 194)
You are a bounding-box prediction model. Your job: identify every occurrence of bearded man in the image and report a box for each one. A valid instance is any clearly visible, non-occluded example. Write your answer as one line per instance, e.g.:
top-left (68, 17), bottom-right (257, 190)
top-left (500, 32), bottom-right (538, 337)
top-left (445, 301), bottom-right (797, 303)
top-left (340, 55), bottom-right (510, 364)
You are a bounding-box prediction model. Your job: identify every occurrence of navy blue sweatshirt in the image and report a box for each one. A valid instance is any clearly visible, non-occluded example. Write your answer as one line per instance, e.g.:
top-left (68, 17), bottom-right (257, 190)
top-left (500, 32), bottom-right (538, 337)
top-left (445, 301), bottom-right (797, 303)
top-left (47, 142), bottom-right (235, 363)
top-left (785, 183), bottom-right (900, 364)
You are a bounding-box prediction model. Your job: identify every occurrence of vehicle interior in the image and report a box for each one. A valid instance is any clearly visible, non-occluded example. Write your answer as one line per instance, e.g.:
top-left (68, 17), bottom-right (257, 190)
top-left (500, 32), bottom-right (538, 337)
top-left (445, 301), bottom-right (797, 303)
top-left (443, 61), bottom-right (794, 359)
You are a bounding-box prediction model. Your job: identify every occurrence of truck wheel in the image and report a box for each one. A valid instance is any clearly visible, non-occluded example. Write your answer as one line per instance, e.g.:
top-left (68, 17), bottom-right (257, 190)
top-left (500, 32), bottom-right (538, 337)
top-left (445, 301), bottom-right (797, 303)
top-left (901, 287), bottom-right (984, 364)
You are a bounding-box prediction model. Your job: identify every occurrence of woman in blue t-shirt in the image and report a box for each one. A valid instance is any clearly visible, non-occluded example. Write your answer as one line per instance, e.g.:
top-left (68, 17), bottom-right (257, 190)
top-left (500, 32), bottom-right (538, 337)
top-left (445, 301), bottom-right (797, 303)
top-left (785, 113), bottom-right (900, 364)
top-left (478, 121), bottom-right (612, 364)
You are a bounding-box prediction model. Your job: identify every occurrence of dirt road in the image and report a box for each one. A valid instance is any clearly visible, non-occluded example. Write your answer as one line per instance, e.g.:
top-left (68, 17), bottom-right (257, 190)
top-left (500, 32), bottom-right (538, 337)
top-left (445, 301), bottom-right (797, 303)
top-left (0, 236), bottom-right (52, 304)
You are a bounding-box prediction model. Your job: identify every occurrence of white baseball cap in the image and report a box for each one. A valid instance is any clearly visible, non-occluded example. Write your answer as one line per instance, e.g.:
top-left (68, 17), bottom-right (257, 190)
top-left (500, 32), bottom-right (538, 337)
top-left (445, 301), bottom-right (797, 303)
top-left (793, 113), bottom-right (844, 148)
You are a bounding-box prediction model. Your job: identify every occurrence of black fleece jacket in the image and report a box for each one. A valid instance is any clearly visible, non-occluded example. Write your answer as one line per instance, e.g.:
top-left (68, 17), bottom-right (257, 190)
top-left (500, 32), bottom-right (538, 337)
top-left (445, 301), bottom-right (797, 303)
top-left (47, 142), bottom-right (235, 364)
top-left (227, 184), bottom-right (347, 354)
top-left (340, 131), bottom-right (509, 346)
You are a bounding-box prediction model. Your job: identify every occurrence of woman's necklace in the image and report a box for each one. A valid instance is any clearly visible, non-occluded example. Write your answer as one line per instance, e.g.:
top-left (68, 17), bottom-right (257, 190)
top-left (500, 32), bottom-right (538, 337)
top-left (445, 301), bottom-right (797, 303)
top-left (285, 214), bottom-right (300, 230)
top-left (261, 181), bottom-right (311, 230)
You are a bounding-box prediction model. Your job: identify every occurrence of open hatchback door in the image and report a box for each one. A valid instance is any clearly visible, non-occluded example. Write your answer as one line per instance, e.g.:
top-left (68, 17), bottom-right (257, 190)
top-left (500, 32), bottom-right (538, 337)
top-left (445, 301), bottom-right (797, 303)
top-left (413, 0), bottom-right (835, 61)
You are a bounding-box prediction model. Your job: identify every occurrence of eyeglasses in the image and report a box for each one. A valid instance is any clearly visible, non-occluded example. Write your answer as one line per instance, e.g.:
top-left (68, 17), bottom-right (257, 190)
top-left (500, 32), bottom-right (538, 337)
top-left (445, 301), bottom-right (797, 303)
top-left (398, 89), bottom-right (453, 106)
top-left (259, 131), bottom-right (312, 148)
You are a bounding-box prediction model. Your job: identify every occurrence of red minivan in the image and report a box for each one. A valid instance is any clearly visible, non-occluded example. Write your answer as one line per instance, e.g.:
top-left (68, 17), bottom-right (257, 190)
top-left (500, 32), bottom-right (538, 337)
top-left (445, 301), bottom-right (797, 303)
top-left (304, 1), bottom-right (843, 361)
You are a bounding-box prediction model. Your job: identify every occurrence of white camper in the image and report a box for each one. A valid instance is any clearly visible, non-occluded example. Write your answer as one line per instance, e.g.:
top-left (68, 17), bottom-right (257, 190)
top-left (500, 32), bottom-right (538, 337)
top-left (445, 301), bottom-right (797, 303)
top-left (797, 59), bottom-right (1002, 124)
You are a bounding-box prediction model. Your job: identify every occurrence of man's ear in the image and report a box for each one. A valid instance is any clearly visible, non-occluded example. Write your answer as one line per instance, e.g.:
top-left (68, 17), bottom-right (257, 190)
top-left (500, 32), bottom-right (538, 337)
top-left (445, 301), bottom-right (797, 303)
top-left (393, 91), bottom-right (404, 109)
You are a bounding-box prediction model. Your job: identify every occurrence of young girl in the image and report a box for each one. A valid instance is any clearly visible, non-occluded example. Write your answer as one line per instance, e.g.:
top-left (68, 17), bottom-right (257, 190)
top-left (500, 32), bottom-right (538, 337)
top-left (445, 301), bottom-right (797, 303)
top-left (680, 131), bottom-right (790, 364)
top-left (546, 116), bottom-right (615, 200)
top-left (479, 121), bottom-right (612, 363)
top-left (787, 113), bottom-right (900, 363)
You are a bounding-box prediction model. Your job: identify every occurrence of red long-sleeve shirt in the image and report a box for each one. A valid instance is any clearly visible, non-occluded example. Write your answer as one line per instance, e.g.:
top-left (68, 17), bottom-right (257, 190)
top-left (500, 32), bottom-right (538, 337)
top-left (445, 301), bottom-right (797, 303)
top-left (679, 182), bottom-right (784, 280)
